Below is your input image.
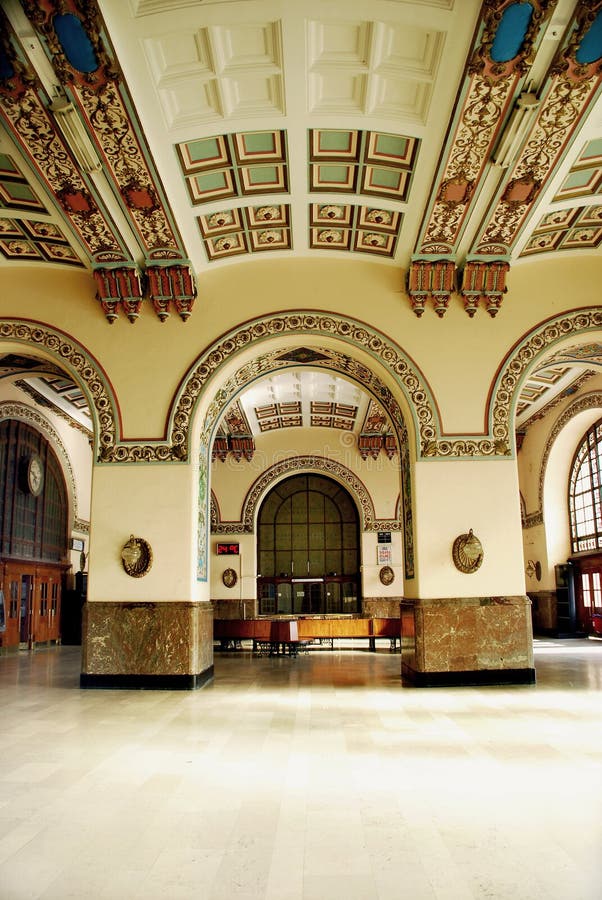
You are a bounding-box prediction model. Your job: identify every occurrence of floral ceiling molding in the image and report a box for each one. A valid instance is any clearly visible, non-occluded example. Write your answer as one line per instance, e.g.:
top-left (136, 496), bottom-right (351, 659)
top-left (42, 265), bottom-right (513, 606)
top-left (408, 1), bottom-right (602, 318)
top-left (521, 204), bottom-right (602, 255)
top-left (1, 310), bottom-right (601, 464)
top-left (0, 1), bottom-right (197, 323)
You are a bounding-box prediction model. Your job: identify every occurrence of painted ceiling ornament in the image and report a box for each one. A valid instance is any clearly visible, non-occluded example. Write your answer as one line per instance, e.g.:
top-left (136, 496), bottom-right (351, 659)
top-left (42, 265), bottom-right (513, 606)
top-left (366, 209), bottom-right (393, 226)
top-left (258, 230), bottom-right (280, 244)
top-left (21, 0), bottom-right (119, 90)
top-left (255, 206), bottom-right (280, 222)
top-left (363, 233), bottom-right (386, 247)
top-left (474, 4), bottom-right (602, 257)
top-left (318, 229), bottom-right (343, 244)
top-left (407, 258), bottom-right (456, 318)
top-left (414, 0), bottom-right (553, 262)
top-left (452, 529), bottom-right (484, 574)
top-left (319, 205), bottom-right (346, 220)
top-left (209, 211), bottom-right (235, 228)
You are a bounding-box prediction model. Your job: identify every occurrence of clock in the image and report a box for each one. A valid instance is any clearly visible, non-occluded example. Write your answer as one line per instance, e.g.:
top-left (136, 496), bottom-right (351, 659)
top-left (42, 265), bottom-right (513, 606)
top-left (23, 454), bottom-right (44, 496)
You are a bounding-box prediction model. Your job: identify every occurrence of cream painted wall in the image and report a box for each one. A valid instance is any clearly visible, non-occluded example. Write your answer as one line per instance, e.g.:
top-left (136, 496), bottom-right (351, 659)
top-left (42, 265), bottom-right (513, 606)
top-left (2, 258), bottom-right (601, 446)
top-left (412, 458), bottom-right (525, 598)
top-left (210, 427), bottom-right (404, 600)
top-left (211, 427), bottom-right (401, 523)
top-left (88, 461), bottom-right (206, 603)
top-left (518, 375), bottom-right (602, 590)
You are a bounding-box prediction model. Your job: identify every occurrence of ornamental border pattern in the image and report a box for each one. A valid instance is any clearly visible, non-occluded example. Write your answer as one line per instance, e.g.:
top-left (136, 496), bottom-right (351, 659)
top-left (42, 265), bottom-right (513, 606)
top-left (0, 400), bottom-right (78, 520)
top-left (2, 311), bottom-right (601, 463)
top-left (489, 309), bottom-right (602, 455)
top-left (527, 391), bottom-right (602, 528)
top-left (0, 321), bottom-right (118, 460)
top-left (175, 313), bottom-right (436, 461)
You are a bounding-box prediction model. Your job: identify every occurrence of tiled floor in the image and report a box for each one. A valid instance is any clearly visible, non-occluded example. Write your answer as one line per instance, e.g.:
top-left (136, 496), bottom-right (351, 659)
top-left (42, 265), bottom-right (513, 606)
top-left (1, 639), bottom-right (601, 900)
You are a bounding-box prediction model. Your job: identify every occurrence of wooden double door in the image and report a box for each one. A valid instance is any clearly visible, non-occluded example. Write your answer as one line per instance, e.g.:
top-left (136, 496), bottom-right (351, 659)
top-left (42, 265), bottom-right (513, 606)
top-left (0, 561), bottom-right (63, 650)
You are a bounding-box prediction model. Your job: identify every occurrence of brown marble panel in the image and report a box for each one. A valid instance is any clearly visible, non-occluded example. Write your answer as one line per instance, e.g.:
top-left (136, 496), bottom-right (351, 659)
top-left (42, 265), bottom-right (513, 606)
top-left (82, 601), bottom-right (213, 677)
top-left (401, 596), bottom-right (535, 685)
top-left (362, 598), bottom-right (402, 617)
top-left (529, 590), bottom-right (558, 634)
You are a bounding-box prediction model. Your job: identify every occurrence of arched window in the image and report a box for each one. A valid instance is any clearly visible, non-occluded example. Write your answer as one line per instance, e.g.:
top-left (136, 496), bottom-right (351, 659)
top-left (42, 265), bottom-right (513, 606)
top-left (569, 417), bottom-right (602, 554)
top-left (257, 474), bottom-right (360, 615)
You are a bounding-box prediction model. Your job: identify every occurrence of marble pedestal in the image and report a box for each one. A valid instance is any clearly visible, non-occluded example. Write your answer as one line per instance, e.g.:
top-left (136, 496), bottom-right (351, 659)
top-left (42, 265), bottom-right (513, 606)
top-left (80, 601), bottom-right (214, 689)
top-left (400, 595), bottom-right (535, 687)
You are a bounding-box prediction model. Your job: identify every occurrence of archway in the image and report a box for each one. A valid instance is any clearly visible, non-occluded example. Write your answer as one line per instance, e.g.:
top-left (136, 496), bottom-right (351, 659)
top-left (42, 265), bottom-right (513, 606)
top-left (256, 473), bottom-right (361, 616)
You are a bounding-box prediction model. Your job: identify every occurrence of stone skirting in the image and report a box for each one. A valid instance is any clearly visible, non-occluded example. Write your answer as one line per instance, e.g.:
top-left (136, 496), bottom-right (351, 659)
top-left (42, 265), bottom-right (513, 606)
top-left (400, 595), bottom-right (535, 687)
top-left (211, 598), bottom-right (256, 619)
top-left (528, 590), bottom-right (558, 636)
top-left (361, 598), bottom-right (402, 618)
top-left (81, 601), bottom-right (214, 690)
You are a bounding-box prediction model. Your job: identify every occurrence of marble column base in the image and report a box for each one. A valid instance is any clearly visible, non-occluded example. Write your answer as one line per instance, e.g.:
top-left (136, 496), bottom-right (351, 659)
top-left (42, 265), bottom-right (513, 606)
top-left (400, 595), bottom-right (535, 687)
top-left (80, 601), bottom-right (214, 690)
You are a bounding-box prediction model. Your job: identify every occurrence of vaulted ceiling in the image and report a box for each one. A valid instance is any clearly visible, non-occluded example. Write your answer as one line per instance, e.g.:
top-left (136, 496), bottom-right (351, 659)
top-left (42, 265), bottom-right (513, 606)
top-left (0, 1), bottom-right (601, 435)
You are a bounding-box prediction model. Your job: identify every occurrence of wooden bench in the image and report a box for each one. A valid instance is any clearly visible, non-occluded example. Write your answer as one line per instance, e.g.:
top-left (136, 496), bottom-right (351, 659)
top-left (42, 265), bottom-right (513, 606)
top-left (214, 617), bottom-right (400, 652)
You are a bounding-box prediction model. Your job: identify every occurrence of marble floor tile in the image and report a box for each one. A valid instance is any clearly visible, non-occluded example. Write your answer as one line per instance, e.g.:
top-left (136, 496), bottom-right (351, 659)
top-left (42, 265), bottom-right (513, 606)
top-left (0, 639), bottom-right (601, 899)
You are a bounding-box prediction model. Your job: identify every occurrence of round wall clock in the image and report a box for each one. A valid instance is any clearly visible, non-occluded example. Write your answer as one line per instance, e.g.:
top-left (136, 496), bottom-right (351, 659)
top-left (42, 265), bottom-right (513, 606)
top-left (24, 454), bottom-right (44, 496)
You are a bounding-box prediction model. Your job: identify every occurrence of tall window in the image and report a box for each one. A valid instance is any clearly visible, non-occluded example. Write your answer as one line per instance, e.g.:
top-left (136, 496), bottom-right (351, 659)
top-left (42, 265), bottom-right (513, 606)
top-left (569, 417), bottom-right (602, 553)
top-left (0, 420), bottom-right (68, 562)
top-left (257, 474), bottom-right (360, 615)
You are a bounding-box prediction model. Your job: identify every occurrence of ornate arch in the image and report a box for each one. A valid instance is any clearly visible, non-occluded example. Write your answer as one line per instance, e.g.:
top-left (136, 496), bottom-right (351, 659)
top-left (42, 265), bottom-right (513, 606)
top-left (0, 319), bottom-right (118, 460)
top-left (489, 308), bottom-right (602, 459)
top-left (223, 456), bottom-right (395, 534)
top-left (523, 391), bottom-right (602, 528)
top-left (0, 400), bottom-right (80, 524)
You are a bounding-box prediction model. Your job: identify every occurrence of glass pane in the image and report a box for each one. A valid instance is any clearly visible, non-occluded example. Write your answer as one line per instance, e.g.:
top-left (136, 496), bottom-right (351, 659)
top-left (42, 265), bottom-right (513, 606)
top-left (308, 550), bottom-right (325, 576)
top-left (292, 523), bottom-right (307, 550)
top-left (291, 492), bottom-right (306, 523)
top-left (275, 552), bottom-right (291, 576)
top-left (277, 582), bottom-right (292, 615)
top-left (275, 525), bottom-right (291, 550)
top-left (309, 526), bottom-right (325, 550)
top-left (308, 491), bottom-right (323, 522)
top-left (325, 550), bottom-right (342, 575)
top-left (259, 551), bottom-right (274, 577)
top-left (260, 523), bottom-right (274, 550)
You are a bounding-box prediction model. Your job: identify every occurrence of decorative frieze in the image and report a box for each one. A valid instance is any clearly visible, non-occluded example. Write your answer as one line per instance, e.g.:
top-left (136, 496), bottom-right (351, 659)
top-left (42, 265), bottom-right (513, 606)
top-left (407, 259), bottom-right (456, 318)
top-left (460, 260), bottom-right (510, 317)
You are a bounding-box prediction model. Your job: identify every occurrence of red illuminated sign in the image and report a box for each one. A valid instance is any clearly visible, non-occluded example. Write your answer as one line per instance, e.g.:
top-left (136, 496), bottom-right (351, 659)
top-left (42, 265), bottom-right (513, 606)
top-left (216, 543), bottom-right (239, 555)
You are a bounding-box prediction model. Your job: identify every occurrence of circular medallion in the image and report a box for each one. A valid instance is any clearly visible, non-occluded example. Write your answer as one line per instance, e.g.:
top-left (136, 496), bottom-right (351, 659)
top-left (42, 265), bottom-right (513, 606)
top-left (121, 535), bottom-right (153, 578)
top-left (222, 568), bottom-right (237, 588)
top-left (452, 529), bottom-right (484, 574)
top-left (22, 453), bottom-right (44, 496)
top-left (379, 565), bottom-right (395, 586)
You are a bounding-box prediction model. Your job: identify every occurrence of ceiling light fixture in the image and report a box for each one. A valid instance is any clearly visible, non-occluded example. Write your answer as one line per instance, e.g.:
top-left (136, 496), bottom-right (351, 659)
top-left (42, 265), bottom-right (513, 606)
top-left (491, 91), bottom-right (540, 169)
top-left (50, 96), bottom-right (102, 174)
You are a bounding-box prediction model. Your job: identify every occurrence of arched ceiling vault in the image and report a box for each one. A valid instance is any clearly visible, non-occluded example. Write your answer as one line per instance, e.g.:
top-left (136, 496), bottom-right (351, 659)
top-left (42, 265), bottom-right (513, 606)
top-left (0, 0), bottom-right (599, 324)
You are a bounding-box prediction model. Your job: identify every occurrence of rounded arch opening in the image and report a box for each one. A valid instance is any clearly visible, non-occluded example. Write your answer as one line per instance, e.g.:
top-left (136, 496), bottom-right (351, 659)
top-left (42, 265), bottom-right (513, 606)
top-left (256, 473), bottom-right (361, 616)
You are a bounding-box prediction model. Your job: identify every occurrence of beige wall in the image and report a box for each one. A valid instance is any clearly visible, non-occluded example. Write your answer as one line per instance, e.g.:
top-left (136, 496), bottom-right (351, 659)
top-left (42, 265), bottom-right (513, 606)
top-left (1, 256), bottom-right (600, 607)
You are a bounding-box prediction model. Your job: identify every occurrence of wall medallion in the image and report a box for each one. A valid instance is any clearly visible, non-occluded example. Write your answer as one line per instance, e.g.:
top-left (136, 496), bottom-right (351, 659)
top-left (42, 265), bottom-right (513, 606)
top-left (452, 529), bottom-right (483, 574)
top-left (121, 535), bottom-right (153, 578)
top-left (222, 568), bottom-right (237, 588)
top-left (379, 565), bottom-right (395, 586)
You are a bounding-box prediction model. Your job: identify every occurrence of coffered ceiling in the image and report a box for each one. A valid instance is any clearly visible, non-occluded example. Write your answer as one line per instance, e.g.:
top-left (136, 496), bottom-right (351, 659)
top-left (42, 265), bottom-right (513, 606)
top-left (0, 0), bottom-right (599, 293)
top-left (0, 1), bottom-right (601, 440)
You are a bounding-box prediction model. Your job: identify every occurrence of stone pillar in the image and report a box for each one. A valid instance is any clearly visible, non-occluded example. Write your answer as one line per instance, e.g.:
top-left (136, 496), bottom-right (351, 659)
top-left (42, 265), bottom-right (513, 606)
top-left (81, 462), bottom-right (213, 689)
top-left (401, 595), bottom-right (534, 686)
top-left (403, 459), bottom-right (535, 686)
